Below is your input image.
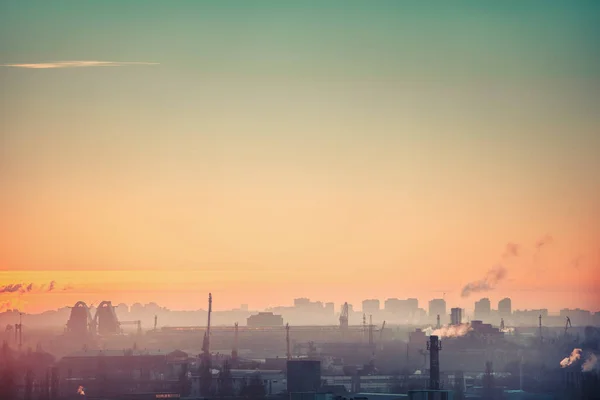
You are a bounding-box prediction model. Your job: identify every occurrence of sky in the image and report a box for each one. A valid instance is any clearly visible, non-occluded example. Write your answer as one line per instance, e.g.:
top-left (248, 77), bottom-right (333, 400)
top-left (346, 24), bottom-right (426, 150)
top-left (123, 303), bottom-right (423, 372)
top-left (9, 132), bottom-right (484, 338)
top-left (1, 1), bottom-right (599, 314)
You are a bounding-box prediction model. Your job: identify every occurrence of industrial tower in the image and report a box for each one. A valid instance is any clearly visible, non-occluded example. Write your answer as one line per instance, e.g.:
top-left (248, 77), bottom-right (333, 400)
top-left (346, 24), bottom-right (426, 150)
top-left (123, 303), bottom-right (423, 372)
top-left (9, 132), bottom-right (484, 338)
top-left (427, 335), bottom-right (442, 390)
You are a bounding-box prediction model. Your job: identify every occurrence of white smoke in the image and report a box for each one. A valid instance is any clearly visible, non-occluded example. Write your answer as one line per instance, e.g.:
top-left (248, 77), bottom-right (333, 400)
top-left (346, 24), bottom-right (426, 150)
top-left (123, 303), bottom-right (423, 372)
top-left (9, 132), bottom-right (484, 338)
top-left (560, 348), bottom-right (582, 368)
top-left (424, 323), bottom-right (472, 338)
top-left (582, 353), bottom-right (598, 372)
top-left (500, 327), bottom-right (515, 334)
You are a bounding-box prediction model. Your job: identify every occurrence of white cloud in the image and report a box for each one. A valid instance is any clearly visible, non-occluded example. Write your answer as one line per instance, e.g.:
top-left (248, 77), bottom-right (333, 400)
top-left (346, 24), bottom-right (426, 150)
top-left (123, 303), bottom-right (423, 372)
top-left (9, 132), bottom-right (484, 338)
top-left (1, 61), bottom-right (159, 69)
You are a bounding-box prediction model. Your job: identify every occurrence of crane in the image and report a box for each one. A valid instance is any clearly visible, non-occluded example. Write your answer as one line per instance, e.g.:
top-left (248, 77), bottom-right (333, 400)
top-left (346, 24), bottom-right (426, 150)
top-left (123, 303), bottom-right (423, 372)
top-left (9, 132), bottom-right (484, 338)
top-left (379, 321), bottom-right (386, 351)
top-left (564, 316), bottom-right (572, 337)
top-left (339, 303), bottom-right (349, 331)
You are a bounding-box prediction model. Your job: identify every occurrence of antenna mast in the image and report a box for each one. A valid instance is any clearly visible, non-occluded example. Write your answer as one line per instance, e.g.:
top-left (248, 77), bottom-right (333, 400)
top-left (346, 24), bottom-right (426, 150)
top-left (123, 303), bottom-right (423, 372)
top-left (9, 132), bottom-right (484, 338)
top-left (286, 323), bottom-right (291, 360)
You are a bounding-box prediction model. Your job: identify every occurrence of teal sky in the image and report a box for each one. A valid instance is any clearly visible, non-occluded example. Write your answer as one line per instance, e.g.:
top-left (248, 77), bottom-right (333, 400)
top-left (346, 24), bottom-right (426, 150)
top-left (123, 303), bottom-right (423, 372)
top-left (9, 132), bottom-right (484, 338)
top-left (1, 1), bottom-right (599, 311)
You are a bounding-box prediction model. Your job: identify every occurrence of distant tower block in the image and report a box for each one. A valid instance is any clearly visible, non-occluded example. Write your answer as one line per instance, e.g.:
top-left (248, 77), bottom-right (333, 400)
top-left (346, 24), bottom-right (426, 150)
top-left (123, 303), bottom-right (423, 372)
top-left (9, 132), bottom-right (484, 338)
top-left (451, 308), bottom-right (462, 326)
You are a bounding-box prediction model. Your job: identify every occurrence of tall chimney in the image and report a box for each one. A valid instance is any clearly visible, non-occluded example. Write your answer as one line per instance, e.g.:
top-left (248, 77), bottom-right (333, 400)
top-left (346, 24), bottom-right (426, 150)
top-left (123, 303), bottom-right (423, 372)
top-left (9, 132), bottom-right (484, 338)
top-left (427, 335), bottom-right (441, 390)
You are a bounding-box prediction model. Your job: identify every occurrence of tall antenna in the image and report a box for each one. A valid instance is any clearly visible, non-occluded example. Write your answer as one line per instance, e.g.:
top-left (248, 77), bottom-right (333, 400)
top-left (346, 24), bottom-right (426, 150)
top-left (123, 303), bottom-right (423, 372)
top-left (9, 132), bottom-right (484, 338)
top-left (285, 323), bottom-right (291, 360)
top-left (538, 314), bottom-right (543, 344)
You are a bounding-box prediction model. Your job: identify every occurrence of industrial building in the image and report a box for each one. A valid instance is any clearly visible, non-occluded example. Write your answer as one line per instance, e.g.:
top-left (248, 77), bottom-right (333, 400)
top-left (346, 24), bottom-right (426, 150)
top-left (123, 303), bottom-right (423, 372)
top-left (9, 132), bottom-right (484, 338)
top-left (247, 312), bottom-right (284, 327)
top-left (287, 360), bottom-right (322, 393)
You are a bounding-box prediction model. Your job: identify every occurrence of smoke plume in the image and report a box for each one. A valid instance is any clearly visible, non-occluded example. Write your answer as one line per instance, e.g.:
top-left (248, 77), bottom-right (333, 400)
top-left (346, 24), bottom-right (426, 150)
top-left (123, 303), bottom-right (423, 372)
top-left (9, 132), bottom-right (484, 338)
top-left (461, 265), bottom-right (507, 298)
top-left (0, 284), bottom-right (24, 293)
top-left (425, 323), bottom-right (472, 338)
top-left (582, 353), bottom-right (598, 372)
top-left (560, 348), bottom-right (582, 368)
top-left (535, 234), bottom-right (553, 251)
top-left (0, 281), bottom-right (62, 295)
top-left (502, 243), bottom-right (520, 259)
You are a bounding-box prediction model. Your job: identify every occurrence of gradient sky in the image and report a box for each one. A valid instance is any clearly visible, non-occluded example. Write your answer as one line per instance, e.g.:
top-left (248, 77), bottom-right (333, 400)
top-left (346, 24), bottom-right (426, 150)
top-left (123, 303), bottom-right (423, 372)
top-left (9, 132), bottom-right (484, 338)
top-left (1, 1), bottom-right (599, 314)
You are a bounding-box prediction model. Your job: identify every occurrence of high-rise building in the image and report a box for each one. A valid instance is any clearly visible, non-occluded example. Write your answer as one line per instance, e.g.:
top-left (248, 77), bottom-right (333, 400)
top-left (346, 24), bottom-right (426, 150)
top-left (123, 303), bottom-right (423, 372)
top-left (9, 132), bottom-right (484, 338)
top-left (324, 302), bottom-right (334, 315)
top-left (498, 298), bottom-right (512, 317)
top-left (384, 298), bottom-right (418, 317)
top-left (406, 298), bottom-right (419, 312)
top-left (429, 299), bottom-right (447, 320)
top-left (474, 298), bottom-right (491, 321)
top-left (450, 308), bottom-right (462, 325)
top-left (362, 299), bottom-right (380, 314)
top-left (294, 298), bottom-right (311, 308)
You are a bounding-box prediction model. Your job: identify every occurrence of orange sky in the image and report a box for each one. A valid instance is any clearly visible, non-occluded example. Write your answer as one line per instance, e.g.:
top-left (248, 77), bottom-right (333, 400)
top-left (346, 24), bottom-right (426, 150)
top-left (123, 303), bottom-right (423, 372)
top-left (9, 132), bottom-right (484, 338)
top-left (1, 2), bottom-right (600, 315)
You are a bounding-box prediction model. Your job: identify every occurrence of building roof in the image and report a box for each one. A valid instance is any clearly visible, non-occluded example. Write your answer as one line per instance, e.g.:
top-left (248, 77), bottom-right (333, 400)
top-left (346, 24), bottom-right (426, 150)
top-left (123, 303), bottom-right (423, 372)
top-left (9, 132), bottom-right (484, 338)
top-left (61, 349), bottom-right (171, 358)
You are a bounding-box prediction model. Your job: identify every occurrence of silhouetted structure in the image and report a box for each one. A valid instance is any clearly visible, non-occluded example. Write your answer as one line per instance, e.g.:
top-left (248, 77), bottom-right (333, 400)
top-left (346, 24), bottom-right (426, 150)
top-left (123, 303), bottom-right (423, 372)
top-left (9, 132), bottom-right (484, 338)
top-left (427, 335), bottom-right (441, 390)
top-left (450, 308), bottom-right (462, 326)
top-left (287, 360), bottom-right (321, 393)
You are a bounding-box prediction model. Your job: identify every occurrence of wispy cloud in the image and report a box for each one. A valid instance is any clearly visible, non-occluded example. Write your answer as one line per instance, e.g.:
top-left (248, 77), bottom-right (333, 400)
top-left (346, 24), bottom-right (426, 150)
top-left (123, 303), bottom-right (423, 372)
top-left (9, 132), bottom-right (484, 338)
top-left (1, 60), bottom-right (159, 69)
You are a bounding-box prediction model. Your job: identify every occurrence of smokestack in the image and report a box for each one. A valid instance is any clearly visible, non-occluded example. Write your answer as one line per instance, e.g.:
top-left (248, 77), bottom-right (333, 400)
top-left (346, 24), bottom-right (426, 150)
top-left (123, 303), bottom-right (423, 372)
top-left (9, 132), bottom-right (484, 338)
top-left (427, 335), bottom-right (441, 390)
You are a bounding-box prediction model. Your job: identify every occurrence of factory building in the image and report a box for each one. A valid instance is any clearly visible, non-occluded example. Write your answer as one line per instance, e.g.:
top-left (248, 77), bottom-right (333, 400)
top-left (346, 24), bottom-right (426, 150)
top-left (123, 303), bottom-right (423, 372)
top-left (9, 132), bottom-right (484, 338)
top-left (247, 312), bottom-right (284, 327)
top-left (450, 308), bottom-right (462, 326)
top-left (474, 298), bottom-right (491, 321)
top-left (362, 299), bottom-right (380, 314)
top-left (498, 298), bottom-right (512, 317)
top-left (58, 349), bottom-right (188, 398)
top-left (287, 360), bottom-right (321, 393)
